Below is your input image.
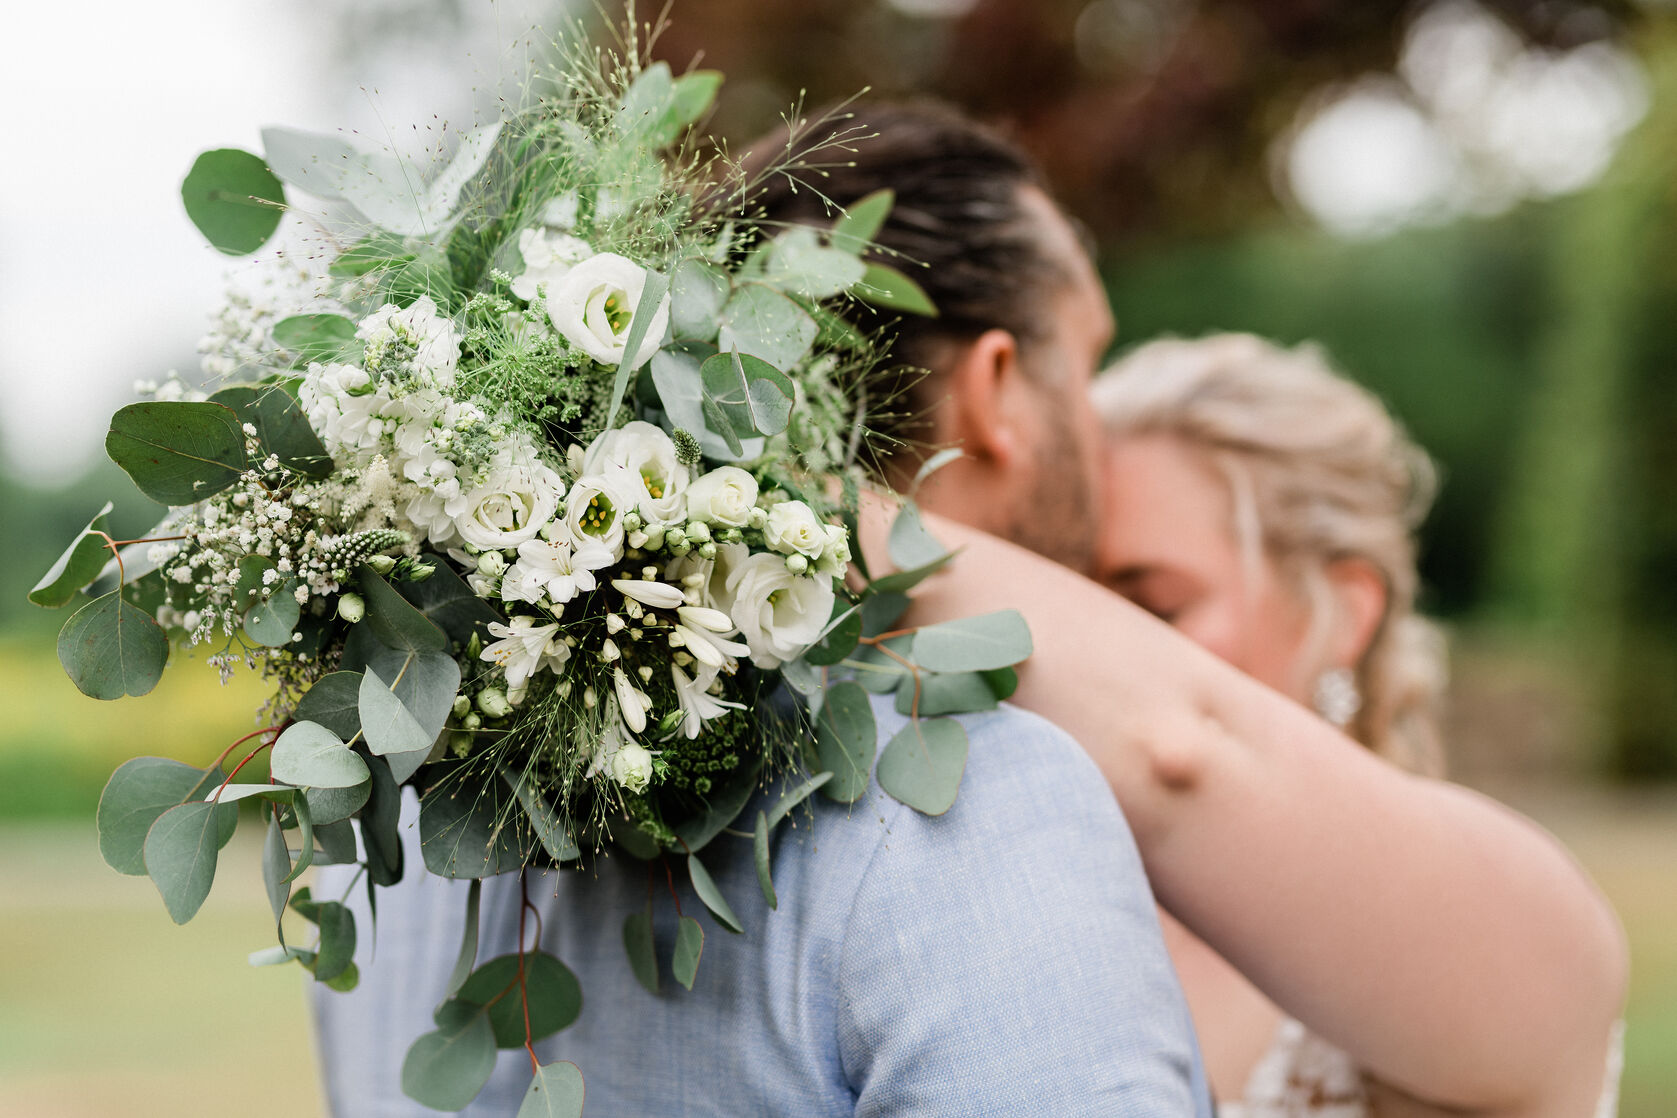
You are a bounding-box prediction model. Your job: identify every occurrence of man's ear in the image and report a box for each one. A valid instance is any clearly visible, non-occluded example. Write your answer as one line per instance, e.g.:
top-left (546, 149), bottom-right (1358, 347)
top-left (1325, 557), bottom-right (1388, 667)
top-left (943, 328), bottom-right (1025, 466)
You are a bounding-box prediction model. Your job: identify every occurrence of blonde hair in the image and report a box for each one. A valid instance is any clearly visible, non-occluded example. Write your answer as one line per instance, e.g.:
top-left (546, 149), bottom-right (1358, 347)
top-left (1091, 333), bottom-right (1447, 776)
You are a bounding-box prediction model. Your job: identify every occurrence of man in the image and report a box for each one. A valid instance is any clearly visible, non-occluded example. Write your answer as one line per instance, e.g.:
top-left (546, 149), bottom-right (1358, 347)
top-left (313, 103), bottom-right (1212, 1115)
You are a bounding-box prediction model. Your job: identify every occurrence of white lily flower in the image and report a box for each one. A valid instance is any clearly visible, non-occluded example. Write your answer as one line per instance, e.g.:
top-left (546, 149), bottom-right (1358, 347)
top-left (480, 617), bottom-right (570, 691)
top-left (672, 662), bottom-right (745, 739)
top-left (612, 578), bottom-right (685, 609)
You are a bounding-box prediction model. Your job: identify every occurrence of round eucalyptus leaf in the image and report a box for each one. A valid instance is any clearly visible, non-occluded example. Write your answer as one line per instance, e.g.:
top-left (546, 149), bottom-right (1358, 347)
top-left (208, 383), bottom-right (333, 477)
top-left (458, 952), bottom-right (582, 1047)
top-left (418, 776), bottom-right (527, 879)
top-left (311, 900), bottom-right (356, 983)
top-left (518, 1061), bottom-right (586, 1118)
top-left (358, 568), bottom-right (448, 653)
top-left (293, 671), bottom-right (364, 741)
top-left (143, 801), bottom-right (224, 924)
top-left (243, 581), bottom-right (301, 648)
top-left (908, 609), bottom-right (1033, 673)
top-left (716, 283), bottom-right (817, 372)
top-left (105, 400), bottom-right (247, 505)
top-left (181, 147), bottom-right (285, 255)
top-left (400, 1006), bottom-right (496, 1112)
top-left (29, 502), bottom-right (114, 608)
top-left (672, 915), bottom-right (704, 991)
top-left (98, 757), bottom-right (211, 875)
top-left (876, 718), bottom-right (969, 817)
top-left (814, 681), bottom-right (877, 804)
top-left (57, 590), bottom-right (169, 700)
top-left (270, 721), bottom-right (368, 789)
top-left (622, 906), bottom-right (658, 994)
top-left (303, 778), bottom-right (371, 826)
top-left (358, 665), bottom-right (431, 757)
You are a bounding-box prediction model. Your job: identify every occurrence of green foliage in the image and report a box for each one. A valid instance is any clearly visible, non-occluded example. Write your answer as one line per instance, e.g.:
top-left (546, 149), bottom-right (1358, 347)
top-left (447, 879), bottom-right (483, 998)
top-left (358, 664), bottom-right (432, 758)
top-left (687, 854), bottom-right (743, 933)
top-left (519, 1061), bottom-right (586, 1118)
top-left (97, 757), bottom-right (224, 875)
top-left (242, 580), bottom-right (300, 648)
top-left (357, 568), bottom-right (448, 653)
top-left (105, 401), bottom-right (247, 506)
top-left (753, 809), bottom-right (776, 910)
top-left (623, 904), bottom-right (660, 994)
top-left (29, 502), bottom-right (114, 608)
top-left (895, 671), bottom-right (999, 717)
top-left (669, 258), bottom-right (729, 340)
top-left (361, 753), bottom-right (404, 887)
top-left (57, 591), bottom-right (169, 700)
top-left (392, 554), bottom-right (501, 645)
top-left (764, 227), bottom-right (866, 300)
top-left (814, 681), bottom-right (876, 803)
top-left (876, 718), bottom-right (968, 816)
top-left (208, 383), bottom-right (333, 477)
top-left (765, 771), bottom-right (833, 828)
top-left (853, 262), bottom-right (937, 317)
top-left (418, 772), bottom-right (529, 878)
top-left (292, 671), bottom-right (363, 740)
top-left (401, 1000), bottom-right (497, 1112)
top-left (270, 314), bottom-right (362, 366)
top-left (143, 801), bottom-right (226, 924)
top-left (910, 610), bottom-right (1032, 673)
top-left (604, 266), bottom-right (671, 431)
top-left (830, 189), bottom-right (893, 255)
top-left (886, 501), bottom-right (947, 570)
top-left (505, 770), bottom-right (581, 863)
top-left (717, 284), bottom-right (817, 371)
top-left (699, 350), bottom-right (795, 455)
top-left (804, 601), bottom-right (861, 666)
top-left (671, 914), bottom-right (704, 991)
top-left (304, 779), bottom-right (371, 827)
top-left (269, 721), bottom-right (368, 789)
top-left (180, 148), bottom-right (285, 255)
top-left (458, 951), bottom-right (583, 1047)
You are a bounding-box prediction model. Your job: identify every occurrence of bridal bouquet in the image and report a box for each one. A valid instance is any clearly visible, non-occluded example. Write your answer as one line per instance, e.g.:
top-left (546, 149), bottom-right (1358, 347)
top-left (31, 24), bottom-right (1030, 1114)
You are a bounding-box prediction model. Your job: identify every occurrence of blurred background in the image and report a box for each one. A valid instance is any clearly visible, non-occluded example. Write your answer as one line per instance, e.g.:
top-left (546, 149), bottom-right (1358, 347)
top-left (1, 0), bottom-right (1672, 1113)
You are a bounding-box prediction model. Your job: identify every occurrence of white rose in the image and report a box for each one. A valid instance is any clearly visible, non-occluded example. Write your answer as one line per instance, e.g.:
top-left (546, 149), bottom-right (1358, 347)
top-left (582, 421), bottom-right (689, 524)
top-left (512, 227), bottom-right (593, 303)
top-left (724, 552), bottom-right (836, 669)
top-left (455, 446), bottom-right (565, 551)
top-left (684, 467), bottom-right (758, 528)
top-left (608, 741), bottom-right (655, 793)
top-left (764, 500), bottom-right (827, 560)
top-left (546, 253), bottom-right (670, 370)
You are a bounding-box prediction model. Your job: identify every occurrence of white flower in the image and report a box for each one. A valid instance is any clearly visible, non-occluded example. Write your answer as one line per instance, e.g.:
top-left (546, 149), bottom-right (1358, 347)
top-left (545, 252), bottom-right (670, 370)
top-left (684, 467), bottom-right (758, 528)
top-left (582, 421), bottom-right (689, 525)
top-left (672, 662), bottom-right (745, 739)
top-left (456, 445), bottom-right (565, 551)
top-left (816, 523), bottom-right (852, 577)
top-left (764, 500), bottom-right (827, 560)
top-left (512, 227), bottom-right (594, 302)
top-left (480, 617), bottom-right (570, 691)
top-left (612, 666), bottom-right (652, 734)
top-left (723, 552), bottom-right (837, 668)
top-left (608, 740), bottom-right (655, 793)
top-left (612, 579), bottom-right (686, 610)
top-left (564, 473), bottom-right (636, 559)
top-left (356, 296), bottom-right (460, 385)
top-left (501, 532), bottom-right (607, 607)
top-left (671, 604), bottom-right (750, 670)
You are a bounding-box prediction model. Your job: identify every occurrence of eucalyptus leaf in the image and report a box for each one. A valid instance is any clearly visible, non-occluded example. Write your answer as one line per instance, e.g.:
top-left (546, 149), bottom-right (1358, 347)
top-left (244, 580), bottom-right (301, 648)
top-left (269, 314), bottom-right (361, 366)
top-left (293, 671), bottom-right (364, 740)
top-left (232, 555), bottom-right (277, 613)
top-left (887, 501), bottom-right (947, 570)
top-left (876, 717), bottom-right (969, 816)
top-left (359, 665), bottom-right (432, 757)
top-left (250, 944), bottom-right (316, 968)
top-left (143, 801), bottom-right (223, 924)
top-left (982, 666), bottom-right (1020, 701)
top-left (672, 915), bottom-right (704, 991)
top-left (909, 610), bottom-right (1033, 673)
top-left (29, 502), bottom-right (114, 608)
top-left (304, 778), bottom-right (370, 827)
top-left (458, 952), bottom-right (583, 1047)
top-left (57, 590), bottom-right (168, 700)
top-left (98, 758), bottom-right (213, 876)
top-left (259, 126), bottom-right (355, 200)
top-left (358, 568), bottom-right (448, 652)
top-left (105, 400), bottom-right (247, 505)
top-left (269, 721), bottom-right (368, 789)
top-left (334, 121), bottom-right (503, 238)
top-left (669, 258), bottom-right (729, 341)
top-left (754, 810), bottom-right (776, 910)
top-left (859, 591), bottom-right (911, 638)
top-left (209, 383), bottom-right (333, 476)
top-left (830, 188), bottom-right (894, 254)
top-left (308, 899), bottom-right (355, 983)
top-left (847, 637), bottom-right (912, 694)
top-left (340, 629), bottom-right (460, 748)
top-left (717, 283), bottom-right (817, 371)
top-left (687, 855), bottom-right (743, 933)
top-left (181, 148), bottom-right (285, 255)
top-left (285, 793), bottom-right (315, 883)
top-left (894, 670), bottom-right (999, 717)
top-left (400, 1004), bottom-right (497, 1113)
top-left (763, 227), bottom-right (866, 300)
top-left (325, 961), bottom-right (361, 993)
top-left (504, 771), bottom-right (581, 862)
top-left (814, 681), bottom-right (877, 803)
top-left (670, 760), bottom-right (761, 854)
top-left (803, 600), bottom-right (861, 666)
top-left (669, 69), bottom-right (723, 127)
top-left (765, 771), bottom-right (834, 829)
top-left (393, 555), bottom-right (501, 646)
top-left (312, 818), bottom-right (359, 864)
top-left (362, 753), bottom-right (404, 887)
top-left (700, 350), bottom-right (795, 447)
top-left (778, 657), bottom-right (823, 718)
top-left (623, 905), bottom-right (659, 994)
top-left (866, 552), bottom-right (956, 596)
top-left (419, 776), bottom-right (528, 879)
top-left (445, 879), bottom-right (483, 999)
top-left (518, 1061), bottom-right (586, 1118)
top-left (854, 262), bottom-right (938, 316)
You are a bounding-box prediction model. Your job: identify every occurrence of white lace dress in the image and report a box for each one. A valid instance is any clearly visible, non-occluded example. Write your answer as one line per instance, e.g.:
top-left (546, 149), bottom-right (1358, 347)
top-left (1220, 1019), bottom-right (1625, 1117)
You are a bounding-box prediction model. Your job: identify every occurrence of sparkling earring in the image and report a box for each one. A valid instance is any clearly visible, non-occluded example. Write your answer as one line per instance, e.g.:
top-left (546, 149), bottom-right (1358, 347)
top-left (1312, 667), bottom-right (1361, 728)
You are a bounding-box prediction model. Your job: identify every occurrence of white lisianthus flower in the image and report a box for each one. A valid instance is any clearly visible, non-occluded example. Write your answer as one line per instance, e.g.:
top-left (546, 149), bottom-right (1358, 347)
top-left (724, 552), bottom-right (837, 668)
top-left (545, 253), bottom-right (670, 370)
top-left (564, 472), bottom-right (636, 560)
top-left (480, 617), bottom-right (569, 692)
top-left (501, 532), bottom-right (607, 607)
top-left (684, 467), bottom-right (758, 528)
top-left (582, 421), bottom-right (689, 525)
top-left (764, 500), bottom-right (828, 560)
top-left (608, 740), bottom-right (655, 793)
top-left (672, 662), bottom-right (745, 739)
top-left (356, 295), bottom-right (461, 385)
top-left (511, 227), bottom-right (593, 302)
top-left (456, 446), bottom-right (565, 551)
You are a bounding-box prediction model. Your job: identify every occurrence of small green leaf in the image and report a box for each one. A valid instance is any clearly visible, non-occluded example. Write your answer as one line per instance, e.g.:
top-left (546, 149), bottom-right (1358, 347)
top-left (604, 266), bottom-right (671, 428)
top-left (458, 952), bottom-right (583, 1047)
top-left (231, 555), bottom-right (277, 613)
top-left (669, 258), bottom-right (729, 341)
top-left (143, 801), bottom-right (223, 924)
top-left (262, 811), bottom-right (291, 940)
top-left (877, 717), bottom-right (969, 816)
top-left (754, 810), bottom-right (776, 910)
top-left (400, 1003), bottom-right (497, 1112)
top-left (803, 600), bottom-right (862, 666)
top-left (894, 671), bottom-right (999, 717)
top-left (887, 501), bottom-right (947, 570)
top-left (623, 904), bottom-right (659, 994)
top-left (669, 69), bottom-right (723, 126)
top-left (982, 665), bottom-right (1019, 701)
top-left (312, 818), bottom-right (358, 864)
top-left (910, 609), bottom-right (1033, 673)
top-left (717, 283), bottom-right (817, 371)
top-left (270, 314), bottom-right (361, 366)
top-left (859, 591), bottom-right (911, 638)
top-left (505, 770), bottom-right (581, 862)
top-left (269, 721), bottom-right (369, 789)
top-left (854, 261), bottom-right (938, 316)
top-left (672, 915), bottom-right (704, 990)
top-left (97, 758), bottom-right (220, 876)
top-left (57, 590), bottom-right (169, 700)
top-left (831, 188), bottom-right (894, 255)
top-left (518, 1060), bottom-right (586, 1118)
top-left (688, 855), bottom-right (743, 933)
top-left (209, 383), bottom-right (333, 477)
top-left (670, 761), bottom-right (762, 854)
top-left (765, 772), bottom-right (834, 829)
top-left (304, 780), bottom-right (370, 827)
top-left (293, 671), bottom-right (364, 740)
top-left (29, 502), bottom-right (114, 608)
top-left (446, 880), bottom-right (483, 999)
top-left (392, 555), bottom-right (501, 646)
top-left (105, 400), bottom-right (248, 505)
top-left (328, 231), bottom-right (415, 277)
top-left (699, 349), bottom-right (795, 446)
top-left (285, 793), bottom-right (315, 883)
top-left (312, 899), bottom-right (356, 983)
top-left (359, 568), bottom-right (448, 653)
top-left (814, 681), bottom-right (877, 804)
top-left (243, 579), bottom-right (301, 648)
top-left (181, 147), bottom-right (285, 255)
top-left (324, 961), bottom-right (360, 992)
top-left (763, 227), bottom-right (866, 300)
top-left (359, 664), bottom-right (432, 757)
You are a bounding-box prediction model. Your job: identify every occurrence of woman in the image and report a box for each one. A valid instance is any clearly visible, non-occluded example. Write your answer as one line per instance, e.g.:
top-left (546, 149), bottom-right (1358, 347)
top-left (900, 334), bottom-right (1626, 1116)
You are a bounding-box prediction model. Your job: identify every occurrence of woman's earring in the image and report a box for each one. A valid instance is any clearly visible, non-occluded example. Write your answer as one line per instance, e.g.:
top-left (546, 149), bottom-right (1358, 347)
top-left (1312, 667), bottom-right (1362, 728)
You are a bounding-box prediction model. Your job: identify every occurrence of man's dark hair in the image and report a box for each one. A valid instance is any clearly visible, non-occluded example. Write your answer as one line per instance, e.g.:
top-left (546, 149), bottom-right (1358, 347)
top-left (742, 100), bottom-right (1074, 377)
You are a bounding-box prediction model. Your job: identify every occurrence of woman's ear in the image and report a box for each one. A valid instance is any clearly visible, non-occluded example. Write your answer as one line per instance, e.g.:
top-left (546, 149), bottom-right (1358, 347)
top-left (1325, 557), bottom-right (1388, 667)
top-left (943, 328), bottom-right (1024, 466)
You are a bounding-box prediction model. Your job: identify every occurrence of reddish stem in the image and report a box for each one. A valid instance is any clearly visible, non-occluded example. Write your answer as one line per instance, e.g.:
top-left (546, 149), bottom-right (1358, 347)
top-left (215, 740), bottom-right (275, 798)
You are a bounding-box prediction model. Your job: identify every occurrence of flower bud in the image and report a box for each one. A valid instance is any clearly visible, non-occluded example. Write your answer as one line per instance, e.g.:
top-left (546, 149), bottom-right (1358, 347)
top-left (475, 551), bottom-right (507, 577)
top-left (337, 592), bottom-right (366, 623)
top-left (698, 541), bottom-right (717, 560)
top-left (684, 521), bottom-right (711, 544)
top-left (452, 695), bottom-right (472, 718)
top-left (622, 512), bottom-right (644, 532)
top-left (665, 527), bottom-right (688, 549)
top-left (408, 562), bottom-right (436, 582)
top-left (366, 555), bottom-right (398, 576)
top-left (462, 712), bottom-right (483, 731)
top-left (609, 742), bottom-right (655, 793)
top-left (785, 553), bottom-right (809, 575)
top-left (476, 688), bottom-right (513, 719)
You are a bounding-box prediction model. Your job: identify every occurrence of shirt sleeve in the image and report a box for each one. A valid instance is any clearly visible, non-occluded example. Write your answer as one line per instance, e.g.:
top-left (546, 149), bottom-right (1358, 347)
top-left (835, 705), bottom-right (1206, 1116)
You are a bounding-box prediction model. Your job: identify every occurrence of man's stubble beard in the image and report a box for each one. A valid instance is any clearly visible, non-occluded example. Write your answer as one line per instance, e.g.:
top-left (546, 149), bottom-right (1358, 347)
top-left (1006, 403), bottom-right (1099, 576)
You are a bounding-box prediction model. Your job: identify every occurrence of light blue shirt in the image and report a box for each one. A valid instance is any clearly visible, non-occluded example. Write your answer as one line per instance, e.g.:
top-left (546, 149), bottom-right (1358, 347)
top-left (313, 696), bottom-right (1212, 1115)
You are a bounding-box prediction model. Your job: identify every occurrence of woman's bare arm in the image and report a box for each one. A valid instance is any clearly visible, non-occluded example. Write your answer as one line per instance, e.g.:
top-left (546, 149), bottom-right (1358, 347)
top-left (887, 509), bottom-right (1626, 1115)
